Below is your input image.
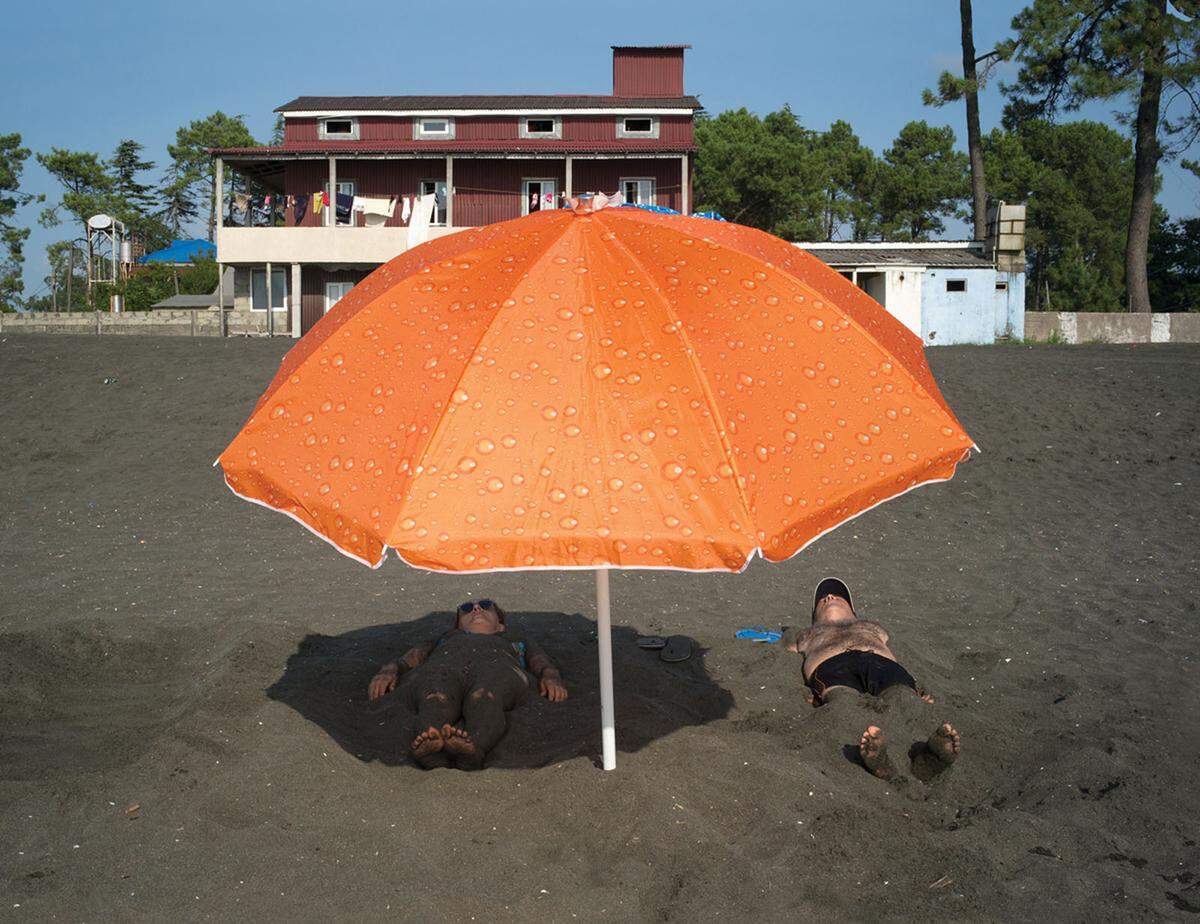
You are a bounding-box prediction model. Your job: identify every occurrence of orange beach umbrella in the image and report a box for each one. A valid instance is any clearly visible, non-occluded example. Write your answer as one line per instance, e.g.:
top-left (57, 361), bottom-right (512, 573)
top-left (218, 204), bottom-right (975, 769)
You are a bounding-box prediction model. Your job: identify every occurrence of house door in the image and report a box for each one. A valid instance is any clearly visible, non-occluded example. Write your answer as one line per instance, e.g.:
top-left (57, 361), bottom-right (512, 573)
top-left (323, 180), bottom-right (356, 226)
top-left (325, 281), bottom-right (354, 314)
top-left (418, 179), bottom-right (447, 225)
top-left (523, 179), bottom-right (557, 214)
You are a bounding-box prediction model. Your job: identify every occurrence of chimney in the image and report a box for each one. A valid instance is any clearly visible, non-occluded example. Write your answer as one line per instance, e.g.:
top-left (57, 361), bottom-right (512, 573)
top-left (612, 45), bottom-right (689, 98)
top-left (985, 201), bottom-right (1027, 273)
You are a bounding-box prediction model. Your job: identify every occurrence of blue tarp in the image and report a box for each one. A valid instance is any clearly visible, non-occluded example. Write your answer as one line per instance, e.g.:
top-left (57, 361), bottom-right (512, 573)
top-left (621, 203), bottom-right (729, 221)
top-left (140, 239), bottom-right (215, 264)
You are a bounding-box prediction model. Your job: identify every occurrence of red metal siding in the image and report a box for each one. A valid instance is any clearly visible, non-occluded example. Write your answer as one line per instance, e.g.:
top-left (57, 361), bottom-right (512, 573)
top-left (453, 116), bottom-right (519, 142)
top-left (563, 116), bottom-right (615, 142)
top-left (360, 116), bottom-right (412, 142)
top-left (301, 267), bottom-right (370, 335)
top-left (285, 118), bottom-right (319, 143)
top-left (284, 160), bottom-right (443, 227)
top-left (659, 116), bottom-right (693, 145)
top-left (284, 161), bottom-right (327, 226)
top-left (613, 48), bottom-right (685, 97)
top-left (573, 158), bottom-right (688, 212)
top-left (454, 159), bottom-right (566, 226)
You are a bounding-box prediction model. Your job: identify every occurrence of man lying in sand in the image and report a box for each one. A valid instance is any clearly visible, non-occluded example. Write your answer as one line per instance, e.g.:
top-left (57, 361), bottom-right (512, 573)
top-left (783, 578), bottom-right (960, 782)
top-left (367, 599), bottom-right (567, 770)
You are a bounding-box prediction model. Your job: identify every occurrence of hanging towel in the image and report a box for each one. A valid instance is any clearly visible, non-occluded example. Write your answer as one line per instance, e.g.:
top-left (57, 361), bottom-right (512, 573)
top-left (233, 193), bottom-right (250, 211)
top-left (335, 193), bottom-right (353, 223)
top-left (322, 191), bottom-right (330, 208)
top-left (401, 196), bottom-right (412, 223)
top-left (312, 192), bottom-right (323, 215)
top-left (354, 195), bottom-right (396, 218)
top-left (407, 193), bottom-right (436, 247)
top-left (293, 193), bottom-right (308, 224)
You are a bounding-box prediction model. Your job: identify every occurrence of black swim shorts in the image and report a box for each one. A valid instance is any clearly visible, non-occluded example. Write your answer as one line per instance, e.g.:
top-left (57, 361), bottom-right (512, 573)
top-left (807, 649), bottom-right (917, 702)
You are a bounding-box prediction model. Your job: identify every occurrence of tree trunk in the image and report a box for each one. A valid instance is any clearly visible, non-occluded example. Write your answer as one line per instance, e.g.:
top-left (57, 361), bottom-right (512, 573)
top-left (960, 0), bottom-right (988, 241)
top-left (1124, 0), bottom-right (1166, 314)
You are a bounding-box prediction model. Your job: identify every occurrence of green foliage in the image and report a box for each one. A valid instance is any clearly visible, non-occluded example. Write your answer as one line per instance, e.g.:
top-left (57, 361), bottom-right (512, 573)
top-left (694, 108), bottom-right (889, 241)
top-left (168, 111), bottom-right (258, 238)
top-left (1, 132), bottom-right (40, 309)
top-left (271, 114), bottom-right (285, 146)
top-left (1149, 216), bottom-right (1200, 310)
top-left (984, 119), bottom-right (1134, 311)
top-left (878, 121), bottom-right (970, 240)
top-left (1004, 0), bottom-right (1200, 134)
top-left (42, 239), bottom-right (89, 311)
top-left (35, 147), bottom-right (115, 230)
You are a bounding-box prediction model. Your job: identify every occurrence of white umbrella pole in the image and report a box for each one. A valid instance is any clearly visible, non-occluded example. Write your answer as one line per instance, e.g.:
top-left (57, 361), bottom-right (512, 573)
top-left (595, 568), bottom-right (616, 771)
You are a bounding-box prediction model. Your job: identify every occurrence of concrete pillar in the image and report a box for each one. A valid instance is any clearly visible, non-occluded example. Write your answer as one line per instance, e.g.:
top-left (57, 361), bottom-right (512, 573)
top-left (214, 157), bottom-right (224, 250)
top-left (217, 262), bottom-right (226, 338)
top-left (680, 154), bottom-right (689, 214)
top-left (565, 156), bottom-right (573, 198)
top-left (445, 155), bottom-right (454, 228)
top-left (327, 157), bottom-right (337, 227)
top-left (266, 261), bottom-right (274, 336)
top-left (291, 263), bottom-right (302, 338)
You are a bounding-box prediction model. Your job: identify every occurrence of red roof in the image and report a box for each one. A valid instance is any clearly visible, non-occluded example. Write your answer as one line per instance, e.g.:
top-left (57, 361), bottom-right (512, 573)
top-left (275, 95), bottom-right (700, 113)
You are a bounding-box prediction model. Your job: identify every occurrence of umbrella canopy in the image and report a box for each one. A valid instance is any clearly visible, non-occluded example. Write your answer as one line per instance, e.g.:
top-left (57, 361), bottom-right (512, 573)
top-left (218, 207), bottom-right (974, 573)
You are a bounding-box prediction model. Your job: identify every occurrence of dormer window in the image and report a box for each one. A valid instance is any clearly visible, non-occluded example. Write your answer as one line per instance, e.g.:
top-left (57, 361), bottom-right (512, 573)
top-left (617, 116), bottom-right (659, 138)
top-left (319, 118), bottom-right (359, 140)
top-left (416, 117), bottom-right (455, 139)
top-left (520, 116), bottom-right (562, 139)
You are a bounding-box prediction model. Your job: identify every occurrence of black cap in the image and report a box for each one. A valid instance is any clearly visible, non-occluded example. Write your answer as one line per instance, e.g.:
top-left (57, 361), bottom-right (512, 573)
top-left (813, 577), bottom-right (853, 615)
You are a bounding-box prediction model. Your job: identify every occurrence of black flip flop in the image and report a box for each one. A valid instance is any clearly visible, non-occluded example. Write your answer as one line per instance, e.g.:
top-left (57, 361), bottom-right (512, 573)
top-left (637, 636), bottom-right (667, 650)
top-left (660, 635), bottom-right (692, 663)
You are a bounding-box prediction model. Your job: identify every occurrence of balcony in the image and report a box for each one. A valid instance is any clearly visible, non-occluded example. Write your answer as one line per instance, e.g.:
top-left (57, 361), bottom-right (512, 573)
top-left (217, 225), bottom-right (463, 265)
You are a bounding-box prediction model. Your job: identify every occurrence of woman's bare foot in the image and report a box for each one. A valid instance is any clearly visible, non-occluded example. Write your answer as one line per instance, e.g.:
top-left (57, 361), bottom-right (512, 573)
top-left (859, 725), bottom-right (897, 781)
top-left (927, 723), bottom-right (960, 767)
top-left (441, 723), bottom-right (477, 760)
top-left (410, 726), bottom-right (444, 767)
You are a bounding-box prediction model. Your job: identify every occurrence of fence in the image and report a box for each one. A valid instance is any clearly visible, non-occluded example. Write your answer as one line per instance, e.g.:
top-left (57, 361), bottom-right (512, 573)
top-left (1024, 312), bottom-right (1200, 344)
top-left (0, 309), bottom-right (281, 338)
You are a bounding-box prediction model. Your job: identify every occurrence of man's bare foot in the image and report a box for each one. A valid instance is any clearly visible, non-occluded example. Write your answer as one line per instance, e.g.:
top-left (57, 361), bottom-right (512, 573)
top-left (441, 723), bottom-right (477, 760)
top-left (859, 725), bottom-right (897, 781)
top-left (927, 723), bottom-right (960, 767)
top-left (410, 726), bottom-right (445, 767)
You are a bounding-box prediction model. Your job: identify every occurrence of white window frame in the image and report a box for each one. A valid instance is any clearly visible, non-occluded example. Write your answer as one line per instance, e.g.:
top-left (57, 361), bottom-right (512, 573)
top-left (620, 177), bottom-right (656, 206)
top-left (325, 281), bottom-right (355, 314)
top-left (522, 178), bottom-right (559, 215)
top-left (319, 118), bottom-right (359, 141)
top-left (519, 116), bottom-right (562, 139)
top-left (250, 267), bottom-right (289, 312)
top-left (419, 179), bottom-right (448, 226)
top-left (416, 117), bottom-right (455, 140)
top-left (616, 115), bottom-right (659, 139)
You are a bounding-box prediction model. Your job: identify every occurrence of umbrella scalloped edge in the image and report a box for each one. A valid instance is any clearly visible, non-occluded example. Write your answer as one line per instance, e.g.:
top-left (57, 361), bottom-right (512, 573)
top-left (219, 445), bottom-right (977, 575)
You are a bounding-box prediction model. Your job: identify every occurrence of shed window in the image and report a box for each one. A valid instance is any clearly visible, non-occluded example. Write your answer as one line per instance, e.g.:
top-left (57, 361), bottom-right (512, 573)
top-left (946, 279), bottom-right (967, 293)
top-left (319, 118), bottom-right (359, 140)
top-left (995, 280), bottom-right (1008, 291)
top-left (251, 268), bottom-right (288, 310)
top-left (417, 118), bottom-right (454, 139)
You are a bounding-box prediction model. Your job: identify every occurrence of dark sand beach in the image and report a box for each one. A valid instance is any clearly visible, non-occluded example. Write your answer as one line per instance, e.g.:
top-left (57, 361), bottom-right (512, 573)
top-left (1, 334), bottom-right (1197, 921)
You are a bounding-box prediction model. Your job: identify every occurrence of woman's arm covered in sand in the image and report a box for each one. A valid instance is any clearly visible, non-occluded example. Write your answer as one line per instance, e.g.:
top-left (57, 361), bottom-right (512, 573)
top-left (521, 635), bottom-right (568, 703)
top-left (367, 637), bottom-right (441, 701)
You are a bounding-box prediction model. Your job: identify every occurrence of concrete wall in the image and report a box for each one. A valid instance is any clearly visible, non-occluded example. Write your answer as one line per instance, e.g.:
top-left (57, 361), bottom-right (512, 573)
top-left (994, 270), bottom-right (1025, 339)
top-left (922, 267), bottom-right (996, 345)
top-left (1024, 312), bottom-right (1200, 344)
top-left (883, 268), bottom-right (923, 337)
top-left (0, 309), bottom-right (289, 338)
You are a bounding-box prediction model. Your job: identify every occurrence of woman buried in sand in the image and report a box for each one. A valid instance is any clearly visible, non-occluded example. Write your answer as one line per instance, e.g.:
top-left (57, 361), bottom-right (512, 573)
top-left (367, 600), bottom-right (567, 770)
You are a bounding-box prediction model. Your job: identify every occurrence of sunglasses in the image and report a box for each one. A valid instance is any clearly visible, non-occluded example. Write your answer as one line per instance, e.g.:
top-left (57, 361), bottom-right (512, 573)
top-left (458, 599), bottom-right (495, 613)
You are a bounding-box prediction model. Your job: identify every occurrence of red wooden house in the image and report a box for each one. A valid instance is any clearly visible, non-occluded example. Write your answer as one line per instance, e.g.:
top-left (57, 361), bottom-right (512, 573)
top-left (211, 45), bottom-right (700, 336)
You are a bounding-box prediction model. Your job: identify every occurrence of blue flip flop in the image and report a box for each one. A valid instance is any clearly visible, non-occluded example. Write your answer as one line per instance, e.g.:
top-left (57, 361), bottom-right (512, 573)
top-left (735, 627), bottom-right (782, 643)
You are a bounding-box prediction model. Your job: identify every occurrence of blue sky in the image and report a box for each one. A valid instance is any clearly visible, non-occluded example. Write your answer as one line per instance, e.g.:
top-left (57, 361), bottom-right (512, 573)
top-left (4, 0), bottom-right (1197, 299)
